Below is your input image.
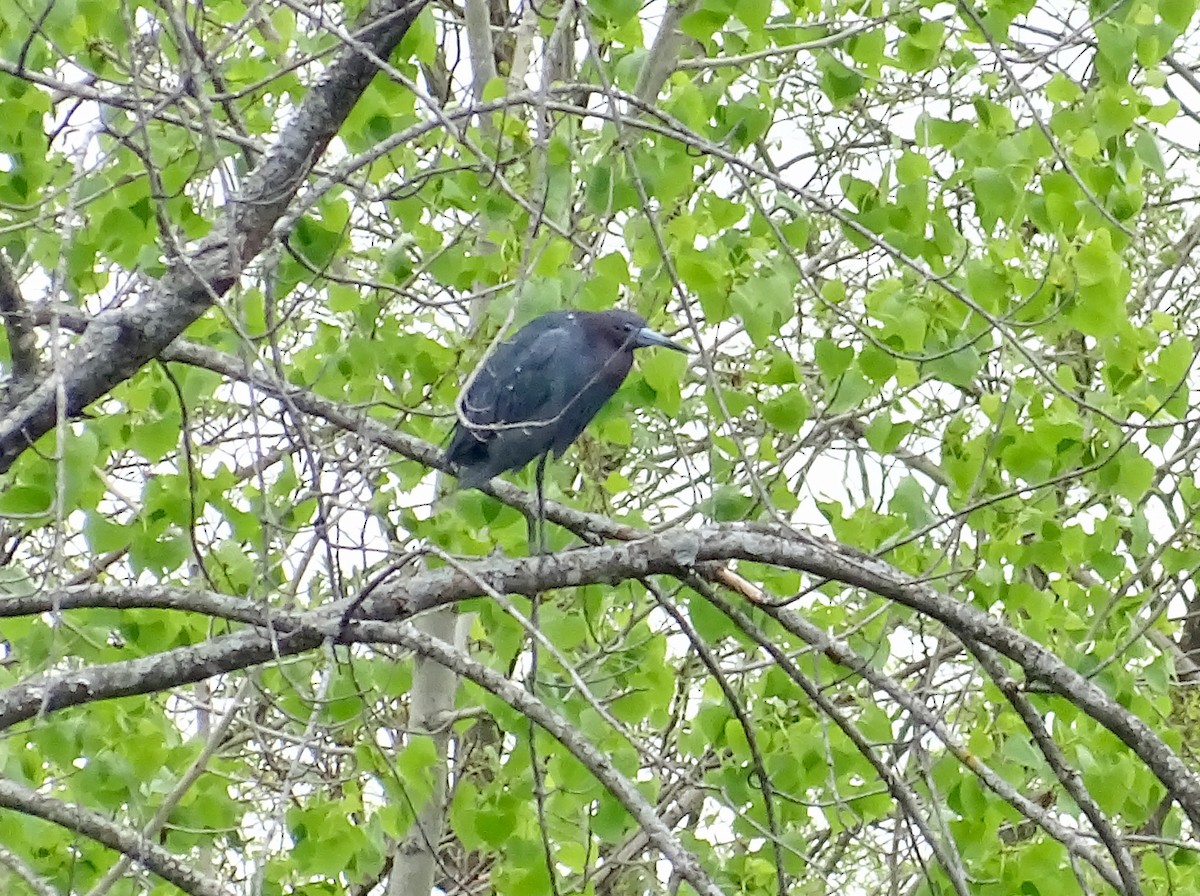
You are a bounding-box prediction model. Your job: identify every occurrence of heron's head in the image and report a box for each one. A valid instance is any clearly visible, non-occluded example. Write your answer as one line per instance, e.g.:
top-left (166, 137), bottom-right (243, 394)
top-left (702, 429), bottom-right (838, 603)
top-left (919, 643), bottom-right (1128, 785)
top-left (592, 309), bottom-right (692, 354)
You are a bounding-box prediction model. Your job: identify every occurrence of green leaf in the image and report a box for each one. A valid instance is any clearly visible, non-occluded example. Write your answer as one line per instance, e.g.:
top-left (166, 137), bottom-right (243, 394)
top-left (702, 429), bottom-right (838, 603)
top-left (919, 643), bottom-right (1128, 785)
top-left (1072, 230), bottom-right (1129, 336)
top-left (972, 167), bottom-right (1021, 231)
top-left (1041, 171), bottom-right (1083, 231)
top-left (848, 27), bottom-right (886, 71)
top-left (706, 485), bottom-right (754, 522)
top-left (394, 738), bottom-right (438, 808)
top-left (130, 414), bottom-right (180, 462)
top-left (928, 343), bottom-right (983, 388)
top-left (889, 476), bottom-right (935, 529)
top-left (817, 53), bottom-right (863, 107)
top-left (1135, 129), bottom-right (1166, 176)
top-left (732, 270), bottom-right (792, 347)
top-left (1112, 447), bottom-right (1156, 501)
top-left (129, 527), bottom-right (190, 576)
top-left (1046, 73), bottom-right (1083, 103)
top-left (815, 339), bottom-right (854, 379)
top-left (1095, 20), bottom-right (1137, 83)
top-left (896, 151), bottom-right (931, 182)
top-left (763, 389), bottom-right (809, 430)
top-left (638, 341), bottom-right (687, 415)
top-left (1153, 336), bottom-right (1194, 383)
top-left (480, 76), bottom-right (508, 103)
top-left (915, 114), bottom-right (971, 148)
top-left (681, 0), bottom-right (733, 39)
top-left (734, 0), bottom-right (771, 30)
top-left (825, 369), bottom-right (874, 415)
top-left (0, 484), bottom-right (52, 518)
top-left (858, 344), bottom-right (897, 382)
top-left (865, 415), bottom-right (909, 453)
top-left (1161, 0), bottom-right (1198, 30)
top-left (898, 20), bottom-right (945, 71)
top-left (85, 512), bottom-right (131, 553)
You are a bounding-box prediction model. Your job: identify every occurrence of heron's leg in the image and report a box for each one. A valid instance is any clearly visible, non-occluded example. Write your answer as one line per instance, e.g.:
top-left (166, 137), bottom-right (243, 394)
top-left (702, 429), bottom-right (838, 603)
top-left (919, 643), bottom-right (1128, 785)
top-left (531, 452), bottom-right (548, 556)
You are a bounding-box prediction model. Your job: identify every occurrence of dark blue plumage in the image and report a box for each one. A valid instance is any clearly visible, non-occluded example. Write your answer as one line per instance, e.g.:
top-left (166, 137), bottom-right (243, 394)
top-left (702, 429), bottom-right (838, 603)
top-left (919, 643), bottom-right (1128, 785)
top-left (447, 309), bottom-right (690, 488)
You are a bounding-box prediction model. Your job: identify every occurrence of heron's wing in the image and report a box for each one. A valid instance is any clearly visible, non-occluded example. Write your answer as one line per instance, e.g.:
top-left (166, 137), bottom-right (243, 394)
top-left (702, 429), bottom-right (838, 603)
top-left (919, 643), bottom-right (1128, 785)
top-left (490, 325), bottom-right (578, 427)
top-left (462, 319), bottom-right (578, 438)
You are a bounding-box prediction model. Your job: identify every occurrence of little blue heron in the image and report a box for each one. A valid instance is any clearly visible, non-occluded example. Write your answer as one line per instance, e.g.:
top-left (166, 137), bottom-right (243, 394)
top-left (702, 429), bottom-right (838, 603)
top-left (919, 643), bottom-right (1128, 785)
top-left (446, 309), bottom-right (691, 547)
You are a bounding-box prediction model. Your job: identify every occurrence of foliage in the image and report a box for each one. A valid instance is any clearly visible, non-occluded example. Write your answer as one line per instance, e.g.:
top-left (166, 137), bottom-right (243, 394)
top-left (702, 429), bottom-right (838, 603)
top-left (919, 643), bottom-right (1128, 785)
top-left (1, 0), bottom-right (1200, 894)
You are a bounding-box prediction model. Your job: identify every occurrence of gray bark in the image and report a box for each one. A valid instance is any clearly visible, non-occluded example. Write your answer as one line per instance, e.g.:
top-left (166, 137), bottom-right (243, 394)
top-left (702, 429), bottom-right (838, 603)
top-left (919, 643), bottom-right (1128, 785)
top-left (5, 524), bottom-right (1200, 831)
top-left (0, 0), bottom-right (430, 473)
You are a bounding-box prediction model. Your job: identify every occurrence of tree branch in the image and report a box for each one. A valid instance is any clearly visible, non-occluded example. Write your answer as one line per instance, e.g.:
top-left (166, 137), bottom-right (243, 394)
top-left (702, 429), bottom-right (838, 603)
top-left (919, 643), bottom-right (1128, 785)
top-left (0, 777), bottom-right (233, 896)
top-left (734, 585), bottom-right (1128, 891)
top-left (155, 334), bottom-right (643, 541)
top-left (0, 252), bottom-right (39, 403)
top-left (633, 0), bottom-right (700, 104)
top-left (0, 841), bottom-right (57, 896)
top-left (464, 0), bottom-right (498, 99)
top-left (969, 641), bottom-right (1141, 896)
top-left (0, 0), bottom-right (430, 473)
top-left (361, 620), bottom-right (727, 896)
top-left (3, 525), bottom-right (1198, 831)
top-left (0, 585), bottom-right (271, 625)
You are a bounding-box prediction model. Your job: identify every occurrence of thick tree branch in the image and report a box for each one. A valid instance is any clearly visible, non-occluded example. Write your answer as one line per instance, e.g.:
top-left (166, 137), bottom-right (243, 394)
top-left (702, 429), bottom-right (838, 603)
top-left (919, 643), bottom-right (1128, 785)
top-left (633, 0), bottom-right (700, 104)
top-left (0, 584), bottom-right (271, 625)
top-left (386, 609), bottom-right (460, 896)
top-left (0, 623), bottom-right (320, 731)
top-left (0, 777), bottom-right (233, 896)
top-left (0, 252), bottom-right (39, 400)
top-left (0, 0), bottom-right (429, 473)
top-left (3, 525), bottom-right (1199, 832)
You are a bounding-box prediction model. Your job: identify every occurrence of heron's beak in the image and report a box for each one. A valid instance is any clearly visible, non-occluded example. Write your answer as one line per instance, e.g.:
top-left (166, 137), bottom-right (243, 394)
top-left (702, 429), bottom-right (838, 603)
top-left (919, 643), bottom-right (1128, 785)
top-left (635, 327), bottom-right (694, 353)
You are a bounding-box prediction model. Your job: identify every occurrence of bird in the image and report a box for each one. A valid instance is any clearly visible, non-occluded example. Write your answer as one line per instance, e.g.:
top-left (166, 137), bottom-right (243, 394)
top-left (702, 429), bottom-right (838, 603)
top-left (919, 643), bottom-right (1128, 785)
top-left (446, 308), bottom-right (692, 510)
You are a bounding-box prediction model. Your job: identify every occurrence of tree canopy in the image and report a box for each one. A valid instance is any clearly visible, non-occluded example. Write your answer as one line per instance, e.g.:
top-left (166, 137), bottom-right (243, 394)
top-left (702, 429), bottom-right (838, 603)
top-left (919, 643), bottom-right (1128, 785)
top-left (2, 0), bottom-right (1200, 894)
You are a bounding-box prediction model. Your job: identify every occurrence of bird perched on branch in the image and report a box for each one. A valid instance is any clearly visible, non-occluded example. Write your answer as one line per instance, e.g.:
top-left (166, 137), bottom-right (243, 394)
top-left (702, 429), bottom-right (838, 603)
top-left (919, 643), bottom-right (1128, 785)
top-left (446, 309), bottom-right (692, 493)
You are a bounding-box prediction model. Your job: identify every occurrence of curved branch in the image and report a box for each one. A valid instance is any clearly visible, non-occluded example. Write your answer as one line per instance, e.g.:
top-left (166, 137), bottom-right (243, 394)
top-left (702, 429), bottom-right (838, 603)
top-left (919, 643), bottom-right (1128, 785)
top-left (711, 582), bottom-right (1128, 891)
top-left (0, 623), bottom-right (321, 731)
top-left (969, 641), bottom-right (1141, 896)
top-left (0, 585), bottom-right (271, 625)
top-left (0, 777), bottom-right (233, 896)
top-left (2, 525), bottom-right (1197, 830)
